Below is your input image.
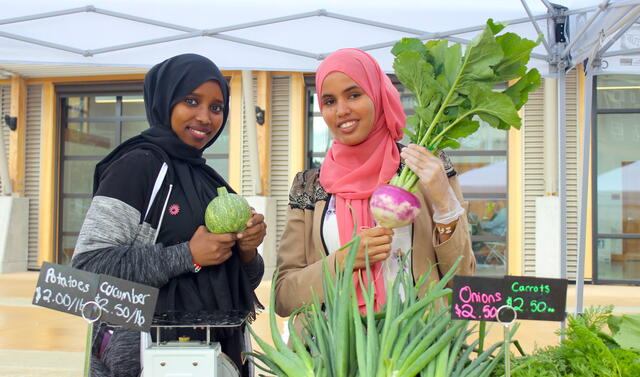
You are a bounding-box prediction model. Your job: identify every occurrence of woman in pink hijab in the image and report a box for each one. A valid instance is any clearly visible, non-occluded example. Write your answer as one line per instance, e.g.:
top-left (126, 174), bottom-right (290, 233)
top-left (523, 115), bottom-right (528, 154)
top-left (275, 49), bottom-right (475, 318)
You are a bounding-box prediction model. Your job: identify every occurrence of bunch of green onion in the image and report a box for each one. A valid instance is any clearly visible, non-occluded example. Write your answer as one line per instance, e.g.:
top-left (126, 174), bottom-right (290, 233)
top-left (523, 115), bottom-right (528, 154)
top-left (248, 234), bottom-right (519, 377)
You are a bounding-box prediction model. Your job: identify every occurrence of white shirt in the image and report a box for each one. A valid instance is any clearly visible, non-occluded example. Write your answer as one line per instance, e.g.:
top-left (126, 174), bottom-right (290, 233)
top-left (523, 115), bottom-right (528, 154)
top-left (322, 195), bottom-right (413, 290)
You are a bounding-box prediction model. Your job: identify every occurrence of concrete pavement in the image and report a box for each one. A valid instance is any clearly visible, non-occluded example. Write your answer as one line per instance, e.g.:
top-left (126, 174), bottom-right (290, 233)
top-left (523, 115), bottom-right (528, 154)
top-left (1, 271), bottom-right (638, 376)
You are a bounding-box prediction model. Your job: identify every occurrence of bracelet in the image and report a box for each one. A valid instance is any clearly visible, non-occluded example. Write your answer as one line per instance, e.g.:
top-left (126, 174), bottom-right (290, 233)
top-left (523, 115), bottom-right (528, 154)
top-left (193, 263), bottom-right (202, 273)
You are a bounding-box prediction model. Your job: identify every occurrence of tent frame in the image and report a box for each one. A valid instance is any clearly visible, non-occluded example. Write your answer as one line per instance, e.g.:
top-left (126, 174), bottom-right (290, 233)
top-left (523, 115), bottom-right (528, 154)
top-left (0, 4), bottom-right (600, 62)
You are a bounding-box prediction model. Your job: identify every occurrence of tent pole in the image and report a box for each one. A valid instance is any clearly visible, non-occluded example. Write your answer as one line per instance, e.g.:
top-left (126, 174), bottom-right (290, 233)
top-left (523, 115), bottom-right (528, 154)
top-left (556, 68), bottom-right (567, 337)
top-left (0, 30), bottom-right (85, 55)
top-left (566, 2), bottom-right (628, 16)
top-left (0, 6), bottom-right (89, 26)
top-left (326, 9), bottom-right (551, 38)
top-left (603, 46), bottom-right (640, 57)
top-left (540, 0), bottom-right (555, 12)
top-left (520, 0), bottom-right (552, 54)
top-left (560, 0), bottom-right (609, 58)
top-left (96, 7), bottom-right (323, 34)
top-left (576, 67), bottom-right (593, 315)
top-left (599, 12), bottom-right (640, 55)
top-left (558, 71), bottom-right (567, 280)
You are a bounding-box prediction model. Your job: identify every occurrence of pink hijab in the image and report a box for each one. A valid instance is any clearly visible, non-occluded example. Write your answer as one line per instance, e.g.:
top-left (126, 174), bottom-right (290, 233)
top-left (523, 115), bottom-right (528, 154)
top-left (316, 49), bottom-right (406, 313)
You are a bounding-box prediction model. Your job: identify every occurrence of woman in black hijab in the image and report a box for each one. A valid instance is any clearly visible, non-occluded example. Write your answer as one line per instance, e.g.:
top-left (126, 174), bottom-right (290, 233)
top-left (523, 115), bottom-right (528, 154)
top-left (73, 53), bottom-right (265, 377)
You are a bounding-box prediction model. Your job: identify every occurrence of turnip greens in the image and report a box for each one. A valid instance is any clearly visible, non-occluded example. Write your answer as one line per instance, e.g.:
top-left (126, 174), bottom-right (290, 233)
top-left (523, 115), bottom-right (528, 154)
top-left (389, 19), bottom-right (541, 191)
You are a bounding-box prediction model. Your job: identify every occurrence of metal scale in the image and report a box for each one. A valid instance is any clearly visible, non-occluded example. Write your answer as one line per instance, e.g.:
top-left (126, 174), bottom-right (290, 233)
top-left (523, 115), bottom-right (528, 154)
top-left (140, 311), bottom-right (249, 377)
top-left (81, 293), bottom-right (248, 377)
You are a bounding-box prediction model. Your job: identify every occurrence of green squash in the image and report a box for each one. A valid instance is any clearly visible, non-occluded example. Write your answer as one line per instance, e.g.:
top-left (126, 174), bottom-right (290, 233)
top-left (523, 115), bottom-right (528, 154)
top-left (204, 187), bottom-right (252, 233)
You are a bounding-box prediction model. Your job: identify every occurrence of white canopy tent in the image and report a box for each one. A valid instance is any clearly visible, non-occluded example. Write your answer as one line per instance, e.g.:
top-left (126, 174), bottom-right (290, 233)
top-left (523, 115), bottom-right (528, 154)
top-left (0, 0), bottom-right (624, 77)
top-left (2, 0), bottom-right (640, 314)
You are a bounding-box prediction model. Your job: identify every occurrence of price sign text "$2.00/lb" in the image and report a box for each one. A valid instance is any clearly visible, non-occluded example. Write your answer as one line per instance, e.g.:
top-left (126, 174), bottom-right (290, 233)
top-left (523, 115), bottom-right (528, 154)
top-left (33, 263), bottom-right (99, 317)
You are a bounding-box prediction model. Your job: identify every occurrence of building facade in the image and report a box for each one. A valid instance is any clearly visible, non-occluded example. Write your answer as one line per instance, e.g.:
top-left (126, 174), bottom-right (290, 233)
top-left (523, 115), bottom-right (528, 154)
top-left (0, 67), bottom-right (637, 284)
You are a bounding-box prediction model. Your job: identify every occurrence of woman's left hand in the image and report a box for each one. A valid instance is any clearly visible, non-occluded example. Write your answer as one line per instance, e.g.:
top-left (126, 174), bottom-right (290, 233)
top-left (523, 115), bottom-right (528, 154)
top-left (400, 144), bottom-right (454, 211)
top-left (236, 210), bottom-right (267, 262)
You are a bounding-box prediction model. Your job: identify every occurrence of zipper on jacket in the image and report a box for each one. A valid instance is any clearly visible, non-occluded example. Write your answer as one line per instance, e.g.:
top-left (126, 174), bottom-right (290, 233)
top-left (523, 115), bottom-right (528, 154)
top-left (153, 183), bottom-right (173, 244)
top-left (319, 195), bottom-right (331, 256)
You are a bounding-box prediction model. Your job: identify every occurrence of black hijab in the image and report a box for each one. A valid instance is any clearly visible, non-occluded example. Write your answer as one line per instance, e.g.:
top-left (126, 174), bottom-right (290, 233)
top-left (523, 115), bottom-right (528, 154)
top-left (141, 53), bottom-right (231, 219)
top-left (93, 54), bottom-right (259, 370)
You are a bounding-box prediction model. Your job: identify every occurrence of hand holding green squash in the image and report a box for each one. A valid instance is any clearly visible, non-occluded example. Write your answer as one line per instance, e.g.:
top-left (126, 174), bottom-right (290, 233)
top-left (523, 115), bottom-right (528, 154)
top-left (204, 187), bottom-right (252, 233)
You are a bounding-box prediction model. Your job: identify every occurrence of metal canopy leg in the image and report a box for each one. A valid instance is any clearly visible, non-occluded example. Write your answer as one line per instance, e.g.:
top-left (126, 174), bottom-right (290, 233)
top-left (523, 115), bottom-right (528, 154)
top-left (558, 72), bottom-right (567, 283)
top-left (576, 68), bottom-right (594, 315)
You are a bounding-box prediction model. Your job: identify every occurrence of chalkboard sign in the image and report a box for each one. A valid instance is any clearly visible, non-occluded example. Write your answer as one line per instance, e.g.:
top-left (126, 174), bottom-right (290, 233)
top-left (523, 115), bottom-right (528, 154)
top-left (451, 276), bottom-right (505, 321)
top-left (33, 262), bottom-right (99, 317)
top-left (451, 275), bottom-right (567, 322)
top-left (503, 275), bottom-right (567, 321)
top-left (92, 275), bottom-right (159, 331)
top-left (33, 263), bottom-right (159, 332)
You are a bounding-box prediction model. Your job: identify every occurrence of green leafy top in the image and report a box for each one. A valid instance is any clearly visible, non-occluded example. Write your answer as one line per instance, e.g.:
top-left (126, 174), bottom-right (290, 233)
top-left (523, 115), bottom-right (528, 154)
top-left (389, 19), bottom-right (541, 191)
top-left (492, 306), bottom-right (640, 377)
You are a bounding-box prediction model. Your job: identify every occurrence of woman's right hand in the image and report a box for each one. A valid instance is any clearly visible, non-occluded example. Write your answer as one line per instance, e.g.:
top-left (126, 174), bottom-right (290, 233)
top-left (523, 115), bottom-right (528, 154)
top-left (337, 227), bottom-right (394, 270)
top-left (188, 225), bottom-right (237, 267)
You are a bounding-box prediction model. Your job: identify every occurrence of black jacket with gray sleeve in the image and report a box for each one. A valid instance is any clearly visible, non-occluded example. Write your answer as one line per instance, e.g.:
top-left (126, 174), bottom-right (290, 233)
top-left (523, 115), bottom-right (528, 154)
top-left (72, 148), bottom-right (263, 377)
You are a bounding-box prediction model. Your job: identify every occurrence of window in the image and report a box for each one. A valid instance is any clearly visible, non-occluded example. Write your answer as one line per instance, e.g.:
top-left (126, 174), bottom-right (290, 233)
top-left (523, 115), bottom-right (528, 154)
top-left (306, 77), bottom-right (331, 168)
top-left (448, 127), bottom-right (507, 277)
top-left (594, 75), bottom-right (640, 283)
top-left (57, 86), bottom-right (230, 265)
top-left (305, 76), bottom-right (508, 276)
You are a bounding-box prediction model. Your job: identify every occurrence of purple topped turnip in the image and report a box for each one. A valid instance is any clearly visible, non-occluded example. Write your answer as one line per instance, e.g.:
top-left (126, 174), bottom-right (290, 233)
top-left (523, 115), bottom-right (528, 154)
top-left (370, 184), bottom-right (421, 228)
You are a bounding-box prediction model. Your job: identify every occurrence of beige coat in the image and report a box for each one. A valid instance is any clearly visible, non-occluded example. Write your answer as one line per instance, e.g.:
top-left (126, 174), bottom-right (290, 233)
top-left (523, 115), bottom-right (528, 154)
top-left (274, 167), bottom-right (476, 317)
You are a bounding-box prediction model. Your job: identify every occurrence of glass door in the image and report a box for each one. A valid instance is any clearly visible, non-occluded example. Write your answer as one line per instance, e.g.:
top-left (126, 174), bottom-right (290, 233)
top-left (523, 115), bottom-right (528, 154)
top-left (58, 93), bottom-right (147, 265)
top-left (594, 75), bottom-right (640, 283)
